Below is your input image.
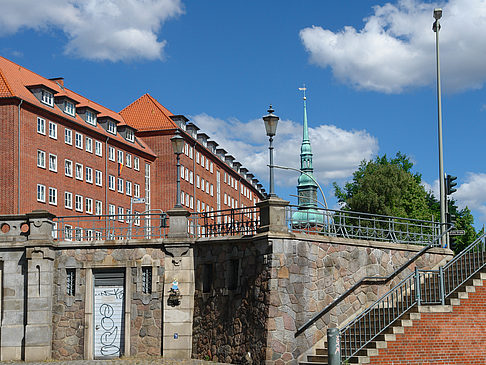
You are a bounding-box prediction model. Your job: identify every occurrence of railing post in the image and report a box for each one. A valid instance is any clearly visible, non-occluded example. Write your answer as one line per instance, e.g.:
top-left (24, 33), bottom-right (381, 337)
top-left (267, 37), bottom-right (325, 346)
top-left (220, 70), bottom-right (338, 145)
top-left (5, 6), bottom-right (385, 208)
top-left (256, 197), bottom-right (289, 234)
top-left (327, 328), bottom-right (341, 365)
top-left (167, 207), bottom-right (190, 238)
top-left (415, 267), bottom-right (421, 306)
top-left (439, 266), bottom-right (445, 305)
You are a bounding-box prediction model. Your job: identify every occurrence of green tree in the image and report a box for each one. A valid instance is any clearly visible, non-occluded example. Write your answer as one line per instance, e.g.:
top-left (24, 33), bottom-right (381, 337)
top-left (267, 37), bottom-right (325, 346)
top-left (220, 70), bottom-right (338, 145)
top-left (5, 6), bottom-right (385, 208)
top-left (334, 152), bottom-right (479, 252)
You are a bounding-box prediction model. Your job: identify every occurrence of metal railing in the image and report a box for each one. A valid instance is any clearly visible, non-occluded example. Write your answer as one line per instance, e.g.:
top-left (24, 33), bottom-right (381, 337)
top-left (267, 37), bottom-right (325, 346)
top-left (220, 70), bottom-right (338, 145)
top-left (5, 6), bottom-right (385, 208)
top-left (189, 206), bottom-right (260, 238)
top-left (339, 233), bottom-right (486, 362)
top-left (53, 212), bottom-right (169, 241)
top-left (287, 205), bottom-right (440, 245)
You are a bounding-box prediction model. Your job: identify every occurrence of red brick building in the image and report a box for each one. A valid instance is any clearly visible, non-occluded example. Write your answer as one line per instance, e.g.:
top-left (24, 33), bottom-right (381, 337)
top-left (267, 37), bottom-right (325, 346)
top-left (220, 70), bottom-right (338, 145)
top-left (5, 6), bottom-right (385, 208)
top-left (120, 94), bottom-right (265, 218)
top-left (0, 56), bottom-right (156, 229)
top-left (0, 57), bottom-right (265, 229)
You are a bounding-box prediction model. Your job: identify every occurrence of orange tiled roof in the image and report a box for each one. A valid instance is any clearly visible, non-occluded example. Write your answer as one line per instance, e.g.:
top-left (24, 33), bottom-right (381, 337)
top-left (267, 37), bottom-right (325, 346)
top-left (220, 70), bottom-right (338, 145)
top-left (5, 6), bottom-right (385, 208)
top-left (0, 56), bottom-right (153, 156)
top-left (120, 93), bottom-right (177, 131)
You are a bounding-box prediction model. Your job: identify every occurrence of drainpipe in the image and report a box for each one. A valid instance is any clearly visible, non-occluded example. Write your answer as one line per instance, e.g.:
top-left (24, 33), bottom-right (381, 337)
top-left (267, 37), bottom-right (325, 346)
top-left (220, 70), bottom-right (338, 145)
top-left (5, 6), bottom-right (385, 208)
top-left (17, 99), bottom-right (23, 214)
top-left (105, 136), bottom-right (110, 214)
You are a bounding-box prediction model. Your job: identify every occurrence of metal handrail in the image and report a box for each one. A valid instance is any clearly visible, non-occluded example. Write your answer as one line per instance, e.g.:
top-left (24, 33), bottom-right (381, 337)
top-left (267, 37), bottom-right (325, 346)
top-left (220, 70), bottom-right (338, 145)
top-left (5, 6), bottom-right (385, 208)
top-left (294, 227), bottom-right (451, 337)
top-left (287, 205), bottom-right (441, 245)
top-left (339, 232), bottom-right (485, 362)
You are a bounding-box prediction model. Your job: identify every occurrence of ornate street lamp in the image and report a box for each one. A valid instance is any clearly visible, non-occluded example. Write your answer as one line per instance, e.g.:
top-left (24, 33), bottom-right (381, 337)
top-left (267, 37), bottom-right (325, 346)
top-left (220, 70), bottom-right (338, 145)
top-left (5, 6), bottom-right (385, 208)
top-left (262, 105), bottom-right (279, 197)
top-left (171, 130), bottom-right (185, 208)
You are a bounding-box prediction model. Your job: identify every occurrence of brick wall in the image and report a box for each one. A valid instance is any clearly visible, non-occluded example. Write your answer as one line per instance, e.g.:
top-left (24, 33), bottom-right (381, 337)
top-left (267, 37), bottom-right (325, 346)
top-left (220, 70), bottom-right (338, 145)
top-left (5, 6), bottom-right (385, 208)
top-left (368, 277), bottom-right (486, 364)
top-left (0, 102), bottom-right (18, 214)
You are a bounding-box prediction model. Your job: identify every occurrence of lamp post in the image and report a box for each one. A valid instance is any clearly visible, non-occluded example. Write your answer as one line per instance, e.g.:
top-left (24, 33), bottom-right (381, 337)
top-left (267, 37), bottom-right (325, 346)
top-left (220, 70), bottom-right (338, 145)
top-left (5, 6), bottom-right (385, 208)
top-left (263, 105), bottom-right (279, 197)
top-left (171, 130), bottom-right (185, 208)
top-left (433, 8), bottom-right (447, 247)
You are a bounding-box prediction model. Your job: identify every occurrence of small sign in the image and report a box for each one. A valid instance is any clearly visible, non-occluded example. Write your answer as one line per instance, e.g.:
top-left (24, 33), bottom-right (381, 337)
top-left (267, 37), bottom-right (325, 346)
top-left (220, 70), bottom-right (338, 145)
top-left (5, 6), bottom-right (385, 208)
top-left (174, 333), bottom-right (179, 339)
top-left (450, 230), bottom-right (465, 236)
top-left (132, 198), bottom-right (146, 204)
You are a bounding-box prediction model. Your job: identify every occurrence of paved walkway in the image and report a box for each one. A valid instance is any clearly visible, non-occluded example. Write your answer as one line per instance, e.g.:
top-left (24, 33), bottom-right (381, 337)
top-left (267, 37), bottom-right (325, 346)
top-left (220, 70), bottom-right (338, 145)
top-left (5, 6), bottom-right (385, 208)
top-left (1, 360), bottom-right (229, 365)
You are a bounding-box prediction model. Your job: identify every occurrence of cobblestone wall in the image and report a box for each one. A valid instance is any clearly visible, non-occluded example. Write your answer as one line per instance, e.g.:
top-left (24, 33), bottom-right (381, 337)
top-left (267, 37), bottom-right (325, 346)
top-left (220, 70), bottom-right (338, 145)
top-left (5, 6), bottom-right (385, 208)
top-left (266, 237), bottom-right (453, 364)
top-left (192, 239), bottom-right (271, 364)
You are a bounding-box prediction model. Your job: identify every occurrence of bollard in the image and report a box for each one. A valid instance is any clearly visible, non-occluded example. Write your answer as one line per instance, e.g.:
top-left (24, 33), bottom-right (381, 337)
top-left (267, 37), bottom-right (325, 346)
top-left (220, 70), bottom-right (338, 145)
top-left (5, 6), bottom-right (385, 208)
top-left (327, 328), bottom-right (341, 365)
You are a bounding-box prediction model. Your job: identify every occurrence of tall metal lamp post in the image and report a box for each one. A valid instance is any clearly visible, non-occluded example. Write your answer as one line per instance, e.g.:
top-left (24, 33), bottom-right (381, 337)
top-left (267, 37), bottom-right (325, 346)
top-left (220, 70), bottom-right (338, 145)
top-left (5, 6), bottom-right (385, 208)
top-left (171, 130), bottom-right (185, 208)
top-left (263, 105), bottom-right (279, 197)
top-left (433, 8), bottom-right (447, 246)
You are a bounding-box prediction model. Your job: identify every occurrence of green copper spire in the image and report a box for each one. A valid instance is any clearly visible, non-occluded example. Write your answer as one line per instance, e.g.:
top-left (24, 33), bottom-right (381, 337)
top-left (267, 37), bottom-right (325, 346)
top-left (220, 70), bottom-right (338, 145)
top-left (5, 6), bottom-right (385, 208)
top-left (292, 86), bottom-right (323, 226)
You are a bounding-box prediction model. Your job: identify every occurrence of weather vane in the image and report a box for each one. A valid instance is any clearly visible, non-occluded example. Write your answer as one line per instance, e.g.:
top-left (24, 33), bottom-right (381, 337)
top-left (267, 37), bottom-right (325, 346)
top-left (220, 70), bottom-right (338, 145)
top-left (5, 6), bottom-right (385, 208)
top-left (298, 84), bottom-right (307, 100)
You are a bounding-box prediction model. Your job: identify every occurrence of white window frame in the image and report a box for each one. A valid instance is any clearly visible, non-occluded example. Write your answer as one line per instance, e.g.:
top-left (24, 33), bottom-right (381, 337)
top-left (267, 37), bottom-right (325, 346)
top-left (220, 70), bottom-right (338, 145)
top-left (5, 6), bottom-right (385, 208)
top-left (107, 120), bottom-right (117, 134)
top-left (85, 137), bottom-right (93, 153)
top-left (65, 191), bottom-right (73, 209)
top-left (95, 200), bottom-right (102, 215)
top-left (95, 170), bottom-right (102, 186)
top-left (134, 183), bottom-right (140, 198)
top-left (75, 195), bottom-right (83, 212)
top-left (118, 207), bottom-right (124, 222)
top-left (48, 187), bottom-right (57, 205)
top-left (64, 100), bottom-right (75, 116)
top-left (37, 117), bottom-right (46, 135)
top-left (109, 146), bottom-right (115, 161)
top-left (49, 153), bottom-right (57, 172)
top-left (126, 129), bottom-right (135, 142)
top-left (134, 156), bottom-right (140, 171)
top-left (75, 132), bottom-right (83, 149)
top-left (117, 150), bottom-right (123, 164)
top-left (95, 140), bottom-right (102, 157)
top-left (85, 198), bottom-right (93, 214)
top-left (75, 163), bottom-right (83, 181)
top-left (37, 184), bottom-right (46, 202)
top-left (48, 121), bottom-right (57, 139)
top-left (41, 89), bottom-right (53, 106)
top-left (65, 159), bottom-right (73, 177)
top-left (126, 181), bottom-right (132, 196)
top-left (86, 110), bottom-right (97, 126)
top-left (37, 150), bottom-right (46, 168)
top-left (65, 128), bottom-right (72, 145)
top-left (190, 171), bottom-right (193, 184)
top-left (117, 177), bottom-right (124, 193)
top-left (109, 175), bottom-right (116, 191)
top-left (85, 166), bottom-right (93, 184)
top-left (126, 154), bottom-right (132, 168)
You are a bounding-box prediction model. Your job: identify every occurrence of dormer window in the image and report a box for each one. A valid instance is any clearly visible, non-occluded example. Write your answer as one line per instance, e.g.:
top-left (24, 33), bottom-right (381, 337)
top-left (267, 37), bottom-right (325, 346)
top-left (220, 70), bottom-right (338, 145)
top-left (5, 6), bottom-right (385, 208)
top-left (107, 120), bottom-right (117, 135)
top-left (41, 90), bottom-right (53, 106)
top-left (126, 129), bottom-right (135, 142)
top-left (64, 101), bottom-right (75, 116)
top-left (86, 110), bottom-right (97, 126)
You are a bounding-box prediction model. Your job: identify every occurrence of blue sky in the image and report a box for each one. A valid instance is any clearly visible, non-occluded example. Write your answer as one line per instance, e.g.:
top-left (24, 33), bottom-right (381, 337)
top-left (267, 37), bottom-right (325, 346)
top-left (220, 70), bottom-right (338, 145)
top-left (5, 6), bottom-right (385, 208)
top-left (2, 0), bottom-right (486, 227)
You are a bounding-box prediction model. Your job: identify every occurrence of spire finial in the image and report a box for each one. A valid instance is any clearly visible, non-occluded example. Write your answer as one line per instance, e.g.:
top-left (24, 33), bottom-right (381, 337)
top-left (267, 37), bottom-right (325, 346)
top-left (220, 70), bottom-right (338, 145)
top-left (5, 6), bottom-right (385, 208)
top-left (299, 84), bottom-right (307, 100)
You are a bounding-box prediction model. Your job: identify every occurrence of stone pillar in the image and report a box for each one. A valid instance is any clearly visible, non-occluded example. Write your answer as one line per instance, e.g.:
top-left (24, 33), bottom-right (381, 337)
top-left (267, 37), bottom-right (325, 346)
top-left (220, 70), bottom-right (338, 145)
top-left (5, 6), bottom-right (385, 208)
top-left (24, 246), bottom-right (55, 361)
top-left (163, 207), bottom-right (194, 358)
top-left (256, 197), bottom-right (290, 234)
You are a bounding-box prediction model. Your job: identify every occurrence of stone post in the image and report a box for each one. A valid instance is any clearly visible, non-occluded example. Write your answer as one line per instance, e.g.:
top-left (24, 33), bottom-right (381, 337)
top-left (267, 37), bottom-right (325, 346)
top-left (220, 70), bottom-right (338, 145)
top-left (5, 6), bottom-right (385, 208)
top-left (256, 197), bottom-right (290, 234)
top-left (163, 206), bottom-right (194, 359)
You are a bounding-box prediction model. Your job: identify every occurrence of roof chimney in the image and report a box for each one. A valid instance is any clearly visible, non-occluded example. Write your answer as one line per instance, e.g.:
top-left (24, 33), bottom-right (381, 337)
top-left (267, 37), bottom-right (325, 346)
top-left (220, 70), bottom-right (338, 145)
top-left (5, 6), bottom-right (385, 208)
top-left (49, 77), bottom-right (64, 88)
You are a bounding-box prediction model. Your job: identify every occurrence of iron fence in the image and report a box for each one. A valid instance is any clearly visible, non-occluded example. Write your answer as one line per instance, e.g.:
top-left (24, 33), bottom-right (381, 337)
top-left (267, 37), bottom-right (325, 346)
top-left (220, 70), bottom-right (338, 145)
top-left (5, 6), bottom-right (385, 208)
top-left (338, 233), bottom-right (486, 362)
top-left (189, 206), bottom-right (260, 238)
top-left (287, 205), bottom-right (440, 245)
top-left (53, 212), bottom-right (169, 241)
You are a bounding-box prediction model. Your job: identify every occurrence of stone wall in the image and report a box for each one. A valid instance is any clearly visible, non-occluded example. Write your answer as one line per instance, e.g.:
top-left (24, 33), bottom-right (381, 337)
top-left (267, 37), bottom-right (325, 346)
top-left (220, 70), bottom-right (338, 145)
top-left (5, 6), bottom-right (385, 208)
top-left (192, 237), bottom-right (271, 364)
top-left (266, 235), bottom-right (453, 364)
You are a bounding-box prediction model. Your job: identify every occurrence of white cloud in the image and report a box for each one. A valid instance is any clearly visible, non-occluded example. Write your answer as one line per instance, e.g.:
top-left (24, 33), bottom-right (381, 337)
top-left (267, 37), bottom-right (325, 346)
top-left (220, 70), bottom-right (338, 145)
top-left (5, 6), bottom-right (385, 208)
top-left (300, 0), bottom-right (486, 93)
top-left (190, 113), bottom-right (378, 188)
top-left (455, 173), bottom-right (486, 218)
top-left (0, 0), bottom-right (184, 61)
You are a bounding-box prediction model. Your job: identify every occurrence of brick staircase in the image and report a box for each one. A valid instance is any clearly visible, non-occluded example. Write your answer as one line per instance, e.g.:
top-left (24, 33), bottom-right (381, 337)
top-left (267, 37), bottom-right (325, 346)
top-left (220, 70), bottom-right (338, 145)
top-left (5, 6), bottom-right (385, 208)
top-left (300, 248), bottom-right (486, 365)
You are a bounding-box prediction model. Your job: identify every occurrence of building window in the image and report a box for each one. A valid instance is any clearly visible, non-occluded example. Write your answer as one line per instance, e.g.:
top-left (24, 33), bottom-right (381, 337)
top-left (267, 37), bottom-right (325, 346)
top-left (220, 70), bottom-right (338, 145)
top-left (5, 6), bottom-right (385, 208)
top-left (37, 117), bottom-right (46, 135)
top-left (201, 178), bottom-right (205, 192)
top-left (48, 121), bottom-right (57, 139)
top-left (37, 150), bottom-right (46, 168)
top-left (210, 162), bottom-right (213, 173)
top-left (196, 152), bottom-right (200, 164)
top-left (49, 154), bottom-right (57, 172)
top-left (75, 195), bottom-right (83, 212)
top-left (85, 166), bottom-right (93, 183)
top-left (75, 163), bottom-right (83, 180)
top-left (95, 170), bottom-right (102, 186)
top-left (64, 225), bottom-right (73, 241)
top-left (48, 187), bottom-right (57, 205)
top-left (75, 132), bottom-right (83, 149)
top-left (189, 146), bottom-right (193, 159)
top-left (126, 181), bottom-right (132, 196)
top-left (117, 178), bottom-right (124, 193)
top-left (134, 183), bottom-right (140, 198)
top-left (37, 184), bottom-right (46, 202)
top-left (65, 128), bottom-right (72, 145)
top-left (210, 184), bottom-right (214, 196)
top-left (189, 171), bottom-right (193, 184)
top-left (134, 156), bottom-right (140, 171)
top-left (196, 175), bottom-right (200, 188)
top-left (86, 137), bottom-right (93, 153)
top-left (41, 89), bottom-right (53, 106)
top-left (64, 100), bottom-right (75, 116)
top-left (66, 268), bottom-right (76, 296)
top-left (65, 191), bottom-right (73, 209)
top-left (86, 110), bottom-right (97, 126)
top-left (95, 140), bottom-right (102, 156)
top-left (126, 154), bottom-right (132, 168)
top-left (74, 227), bottom-right (83, 241)
top-left (109, 175), bottom-right (115, 190)
top-left (95, 200), bottom-right (102, 215)
top-left (107, 120), bottom-right (117, 134)
top-left (206, 181), bottom-right (210, 194)
top-left (109, 204), bottom-right (115, 217)
top-left (126, 129), bottom-right (135, 142)
top-left (85, 198), bottom-right (93, 214)
top-left (181, 191), bottom-right (185, 205)
top-left (118, 207), bottom-right (124, 222)
top-left (109, 146), bottom-right (115, 161)
top-left (64, 160), bottom-right (73, 177)
top-left (142, 267), bottom-right (152, 294)
top-left (117, 150), bottom-right (123, 164)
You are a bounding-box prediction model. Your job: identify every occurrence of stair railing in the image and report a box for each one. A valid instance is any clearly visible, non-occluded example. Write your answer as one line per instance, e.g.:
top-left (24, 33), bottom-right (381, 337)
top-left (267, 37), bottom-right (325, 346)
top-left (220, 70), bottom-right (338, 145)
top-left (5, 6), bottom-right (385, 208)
top-left (339, 233), bottom-right (486, 362)
top-left (294, 227), bottom-right (451, 337)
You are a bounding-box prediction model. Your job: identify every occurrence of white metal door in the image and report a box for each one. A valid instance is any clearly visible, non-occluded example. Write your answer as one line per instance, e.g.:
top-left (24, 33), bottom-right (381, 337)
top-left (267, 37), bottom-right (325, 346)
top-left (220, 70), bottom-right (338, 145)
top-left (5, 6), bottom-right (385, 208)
top-left (94, 272), bottom-right (125, 358)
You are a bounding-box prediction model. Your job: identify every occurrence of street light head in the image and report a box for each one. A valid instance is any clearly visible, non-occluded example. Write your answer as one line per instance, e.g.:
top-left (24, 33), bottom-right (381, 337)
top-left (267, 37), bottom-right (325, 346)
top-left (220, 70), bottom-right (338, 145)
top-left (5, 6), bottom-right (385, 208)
top-left (433, 8), bottom-right (442, 20)
top-left (170, 130), bottom-right (185, 155)
top-left (263, 105), bottom-right (279, 137)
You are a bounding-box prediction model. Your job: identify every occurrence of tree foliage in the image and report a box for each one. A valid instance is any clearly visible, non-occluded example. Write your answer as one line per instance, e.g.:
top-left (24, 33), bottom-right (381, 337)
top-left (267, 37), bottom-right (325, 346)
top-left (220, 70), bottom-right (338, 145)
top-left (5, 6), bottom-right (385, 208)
top-left (334, 152), bottom-right (479, 252)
